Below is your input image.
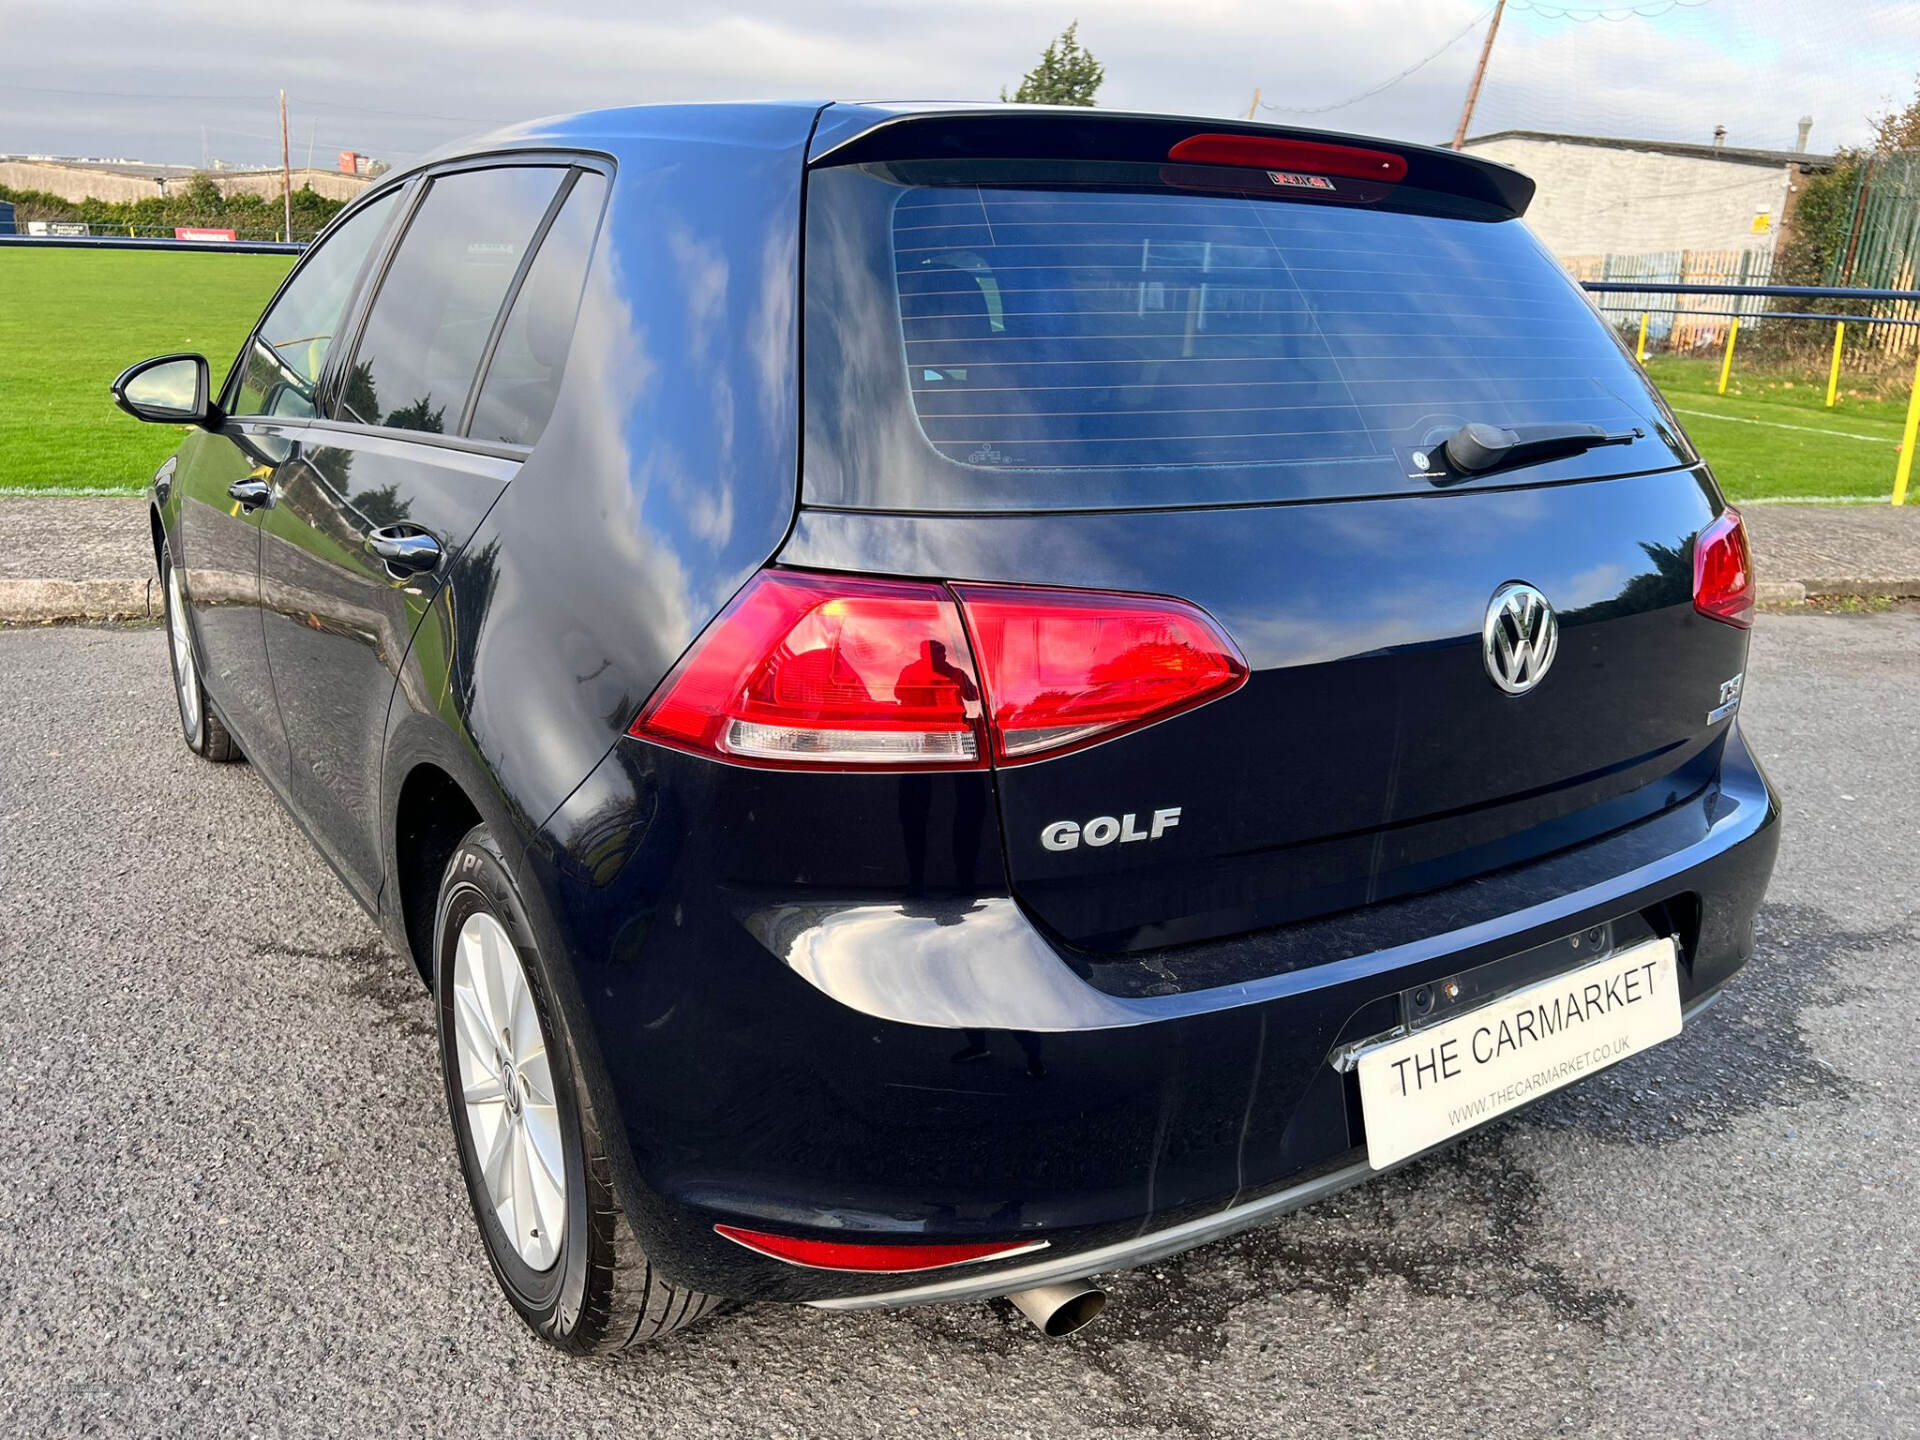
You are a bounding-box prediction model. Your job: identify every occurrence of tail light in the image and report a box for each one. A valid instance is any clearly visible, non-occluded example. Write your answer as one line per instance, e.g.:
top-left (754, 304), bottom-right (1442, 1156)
top-left (713, 1223), bottom-right (1047, 1272)
top-left (630, 570), bottom-right (1248, 769)
top-left (632, 571), bottom-right (984, 767)
top-left (1693, 509), bottom-right (1754, 628)
top-left (953, 584), bottom-right (1248, 763)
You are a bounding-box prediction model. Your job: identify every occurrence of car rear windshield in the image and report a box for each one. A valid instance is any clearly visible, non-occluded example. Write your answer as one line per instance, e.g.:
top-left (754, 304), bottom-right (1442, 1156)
top-left (802, 159), bottom-right (1689, 511)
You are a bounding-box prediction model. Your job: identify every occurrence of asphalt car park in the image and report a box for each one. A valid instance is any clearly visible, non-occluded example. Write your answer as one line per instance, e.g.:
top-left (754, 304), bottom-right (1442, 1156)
top-left (0, 610), bottom-right (1914, 1437)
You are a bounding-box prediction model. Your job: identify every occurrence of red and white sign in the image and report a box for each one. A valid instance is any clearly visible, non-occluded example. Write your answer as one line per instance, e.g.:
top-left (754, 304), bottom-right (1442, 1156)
top-left (175, 227), bottom-right (237, 242)
top-left (1267, 171), bottom-right (1336, 192)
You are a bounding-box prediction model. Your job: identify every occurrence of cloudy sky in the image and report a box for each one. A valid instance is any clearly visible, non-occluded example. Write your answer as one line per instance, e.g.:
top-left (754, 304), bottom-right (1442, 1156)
top-left (4, 0), bottom-right (1914, 172)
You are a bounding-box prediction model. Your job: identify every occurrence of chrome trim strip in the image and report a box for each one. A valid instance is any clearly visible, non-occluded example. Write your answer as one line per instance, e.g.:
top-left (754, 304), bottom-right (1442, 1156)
top-left (295, 419), bottom-right (527, 477)
top-left (809, 985), bottom-right (1727, 1311)
top-left (808, 1160), bottom-right (1375, 1311)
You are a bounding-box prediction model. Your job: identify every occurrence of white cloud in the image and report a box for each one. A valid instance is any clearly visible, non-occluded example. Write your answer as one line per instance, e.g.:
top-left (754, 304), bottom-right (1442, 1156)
top-left (2, 0), bottom-right (1911, 168)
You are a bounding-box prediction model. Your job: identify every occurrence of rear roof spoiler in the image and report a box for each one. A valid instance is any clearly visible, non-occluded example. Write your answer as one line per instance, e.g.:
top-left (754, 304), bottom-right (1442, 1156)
top-left (806, 104), bottom-right (1534, 217)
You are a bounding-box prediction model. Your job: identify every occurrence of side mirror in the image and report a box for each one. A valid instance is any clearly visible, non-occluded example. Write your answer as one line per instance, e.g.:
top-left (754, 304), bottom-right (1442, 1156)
top-left (112, 354), bottom-right (219, 427)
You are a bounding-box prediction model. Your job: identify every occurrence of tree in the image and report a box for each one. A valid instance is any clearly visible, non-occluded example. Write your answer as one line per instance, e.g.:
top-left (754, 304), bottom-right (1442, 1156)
top-left (1868, 74), bottom-right (1920, 153)
top-left (1002, 21), bottom-right (1104, 107)
top-left (384, 395), bottom-right (447, 434)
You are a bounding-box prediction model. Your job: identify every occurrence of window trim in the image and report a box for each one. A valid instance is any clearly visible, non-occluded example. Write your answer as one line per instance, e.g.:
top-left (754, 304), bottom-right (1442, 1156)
top-left (314, 150), bottom-right (614, 459)
top-left (296, 416), bottom-right (528, 473)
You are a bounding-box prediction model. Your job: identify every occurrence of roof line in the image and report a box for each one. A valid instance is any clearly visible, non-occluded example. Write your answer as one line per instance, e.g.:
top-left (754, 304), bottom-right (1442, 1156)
top-left (1462, 129), bottom-right (1837, 170)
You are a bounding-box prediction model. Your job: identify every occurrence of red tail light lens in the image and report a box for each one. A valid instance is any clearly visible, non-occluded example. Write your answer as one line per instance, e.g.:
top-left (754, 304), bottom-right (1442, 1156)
top-left (713, 1223), bottom-right (1047, 1272)
top-left (632, 572), bottom-right (1248, 769)
top-left (1167, 133), bottom-right (1409, 182)
top-left (631, 571), bottom-right (985, 768)
top-left (1693, 509), bottom-right (1754, 629)
top-left (954, 584), bottom-right (1249, 764)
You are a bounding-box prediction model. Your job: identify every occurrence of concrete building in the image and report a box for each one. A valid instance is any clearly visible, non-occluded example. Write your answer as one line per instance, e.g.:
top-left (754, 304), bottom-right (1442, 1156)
top-left (1459, 129), bottom-right (1837, 263)
top-left (0, 156), bottom-right (372, 205)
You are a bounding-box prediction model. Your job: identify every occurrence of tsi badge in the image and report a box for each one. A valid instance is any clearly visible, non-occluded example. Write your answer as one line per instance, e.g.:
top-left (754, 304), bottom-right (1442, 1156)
top-left (1042, 808), bottom-right (1181, 852)
top-left (1709, 671), bottom-right (1744, 724)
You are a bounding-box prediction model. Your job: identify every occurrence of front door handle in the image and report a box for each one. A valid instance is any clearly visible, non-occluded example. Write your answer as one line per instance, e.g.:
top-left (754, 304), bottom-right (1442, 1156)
top-left (368, 527), bottom-right (442, 577)
top-left (228, 478), bottom-right (273, 510)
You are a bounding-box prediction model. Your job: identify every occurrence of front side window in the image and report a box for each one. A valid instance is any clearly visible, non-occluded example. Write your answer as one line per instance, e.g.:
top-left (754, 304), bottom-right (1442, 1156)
top-left (228, 191), bottom-right (398, 420)
top-left (336, 166), bottom-right (566, 436)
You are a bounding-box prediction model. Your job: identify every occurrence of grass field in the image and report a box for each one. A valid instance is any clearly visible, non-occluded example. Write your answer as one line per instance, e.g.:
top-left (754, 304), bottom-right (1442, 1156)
top-left (0, 250), bottom-right (1911, 502)
top-left (0, 250), bottom-right (293, 493)
top-left (1640, 354), bottom-right (1909, 502)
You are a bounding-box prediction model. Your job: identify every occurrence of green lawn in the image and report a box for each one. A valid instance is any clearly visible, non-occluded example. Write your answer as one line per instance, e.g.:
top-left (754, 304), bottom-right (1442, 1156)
top-left (0, 249), bottom-right (293, 493)
top-left (1640, 354), bottom-right (1908, 502)
top-left (1, 249), bottom-right (1912, 502)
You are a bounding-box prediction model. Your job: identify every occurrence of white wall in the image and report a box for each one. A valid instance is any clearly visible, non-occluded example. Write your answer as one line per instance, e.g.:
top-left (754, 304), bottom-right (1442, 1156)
top-left (1461, 137), bottom-right (1795, 260)
top-left (0, 160), bottom-right (371, 205)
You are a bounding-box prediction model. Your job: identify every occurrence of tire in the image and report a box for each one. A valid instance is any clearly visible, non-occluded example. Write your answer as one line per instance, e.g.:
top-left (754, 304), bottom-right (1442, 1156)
top-left (159, 539), bottom-right (240, 763)
top-left (433, 824), bottom-right (722, 1352)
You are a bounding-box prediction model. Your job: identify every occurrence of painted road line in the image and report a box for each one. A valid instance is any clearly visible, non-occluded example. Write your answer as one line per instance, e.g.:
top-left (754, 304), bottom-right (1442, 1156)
top-left (1669, 407), bottom-right (1899, 444)
top-left (1739, 494), bottom-right (1892, 505)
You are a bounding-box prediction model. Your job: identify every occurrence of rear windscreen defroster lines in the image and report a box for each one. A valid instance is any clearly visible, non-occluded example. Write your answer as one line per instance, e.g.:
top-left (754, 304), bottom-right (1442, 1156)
top-left (804, 163), bottom-right (1685, 511)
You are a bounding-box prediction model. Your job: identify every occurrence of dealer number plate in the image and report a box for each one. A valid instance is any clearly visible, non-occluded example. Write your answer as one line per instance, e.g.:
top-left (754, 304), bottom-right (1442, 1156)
top-left (1356, 937), bottom-right (1682, 1169)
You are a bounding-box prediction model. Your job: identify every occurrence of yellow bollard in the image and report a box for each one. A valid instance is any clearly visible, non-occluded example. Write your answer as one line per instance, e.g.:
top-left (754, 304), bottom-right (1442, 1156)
top-left (1894, 351), bottom-right (1920, 507)
top-left (1716, 318), bottom-right (1739, 395)
top-left (1825, 322), bottom-right (1845, 407)
top-left (1636, 311), bottom-right (1649, 363)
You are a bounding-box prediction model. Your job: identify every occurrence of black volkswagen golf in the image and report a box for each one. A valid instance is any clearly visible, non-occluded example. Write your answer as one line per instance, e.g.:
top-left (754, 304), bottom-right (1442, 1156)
top-left (113, 102), bottom-right (1779, 1349)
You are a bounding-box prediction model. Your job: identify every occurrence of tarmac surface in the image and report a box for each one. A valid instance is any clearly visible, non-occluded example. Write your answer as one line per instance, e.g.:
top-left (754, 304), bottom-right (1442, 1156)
top-left (0, 613), bottom-right (1915, 1437)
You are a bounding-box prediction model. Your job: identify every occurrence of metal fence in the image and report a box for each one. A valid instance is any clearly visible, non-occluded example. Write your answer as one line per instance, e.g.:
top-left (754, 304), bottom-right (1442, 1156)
top-left (0, 232), bottom-right (304, 255)
top-left (1567, 249), bottom-right (1778, 352)
top-left (1575, 244), bottom-right (1920, 368)
top-left (11, 220), bottom-right (313, 243)
top-left (1828, 151), bottom-right (1920, 291)
top-left (1579, 279), bottom-right (1920, 505)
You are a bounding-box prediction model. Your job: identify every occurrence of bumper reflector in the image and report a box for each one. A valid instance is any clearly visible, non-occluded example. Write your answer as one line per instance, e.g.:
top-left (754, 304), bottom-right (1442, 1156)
top-left (713, 1224), bottom-right (1049, 1273)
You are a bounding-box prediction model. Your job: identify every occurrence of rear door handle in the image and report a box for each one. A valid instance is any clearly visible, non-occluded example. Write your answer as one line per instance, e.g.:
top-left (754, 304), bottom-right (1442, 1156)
top-left (227, 479), bottom-right (273, 510)
top-left (368, 527), bottom-right (442, 576)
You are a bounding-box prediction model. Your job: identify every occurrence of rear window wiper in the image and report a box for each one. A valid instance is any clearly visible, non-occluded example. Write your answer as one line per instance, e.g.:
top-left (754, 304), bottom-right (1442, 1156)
top-left (1422, 421), bottom-right (1643, 483)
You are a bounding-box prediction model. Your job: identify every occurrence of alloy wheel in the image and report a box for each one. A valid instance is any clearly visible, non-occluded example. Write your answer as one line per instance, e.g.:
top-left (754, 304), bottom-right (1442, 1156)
top-left (166, 562), bottom-right (202, 745)
top-left (450, 912), bottom-right (567, 1271)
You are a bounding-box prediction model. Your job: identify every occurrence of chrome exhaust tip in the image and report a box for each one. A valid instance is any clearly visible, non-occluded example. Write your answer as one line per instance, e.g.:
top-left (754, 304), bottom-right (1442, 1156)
top-left (1005, 1279), bottom-right (1107, 1338)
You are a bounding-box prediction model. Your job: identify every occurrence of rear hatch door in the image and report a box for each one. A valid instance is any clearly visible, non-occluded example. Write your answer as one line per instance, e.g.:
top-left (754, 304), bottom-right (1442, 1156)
top-left (798, 117), bottom-right (1746, 958)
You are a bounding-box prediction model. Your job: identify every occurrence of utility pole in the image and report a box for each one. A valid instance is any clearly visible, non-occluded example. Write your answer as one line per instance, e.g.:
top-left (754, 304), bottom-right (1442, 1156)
top-left (1246, 87), bottom-right (1261, 121)
top-left (1451, 0), bottom-right (1505, 150)
top-left (279, 89), bottom-right (293, 241)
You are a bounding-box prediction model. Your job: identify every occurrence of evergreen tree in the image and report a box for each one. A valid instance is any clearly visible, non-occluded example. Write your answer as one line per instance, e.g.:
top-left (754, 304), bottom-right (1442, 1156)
top-left (1002, 21), bottom-right (1104, 107)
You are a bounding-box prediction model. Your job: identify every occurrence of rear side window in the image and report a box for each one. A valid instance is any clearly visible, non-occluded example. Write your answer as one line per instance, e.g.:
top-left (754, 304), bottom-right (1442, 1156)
top-left (337, 166), bottom-right (566, 435)
top-left (804, 161), bottom-right (1689, 510)
top-left (228, 191), bottom-right (397, 420)
top-left (466, 171), bottom-right (607, 447)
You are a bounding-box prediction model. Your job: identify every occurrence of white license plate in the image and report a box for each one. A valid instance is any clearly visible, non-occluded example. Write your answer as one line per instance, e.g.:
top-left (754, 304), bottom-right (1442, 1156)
top-left (1356, 937), bottom-right (1682, 1169)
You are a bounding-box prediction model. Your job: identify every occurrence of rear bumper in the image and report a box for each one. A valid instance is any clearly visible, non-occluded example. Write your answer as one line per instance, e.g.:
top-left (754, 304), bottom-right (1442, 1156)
top-left (811, 987), bottom-right (1732, 1312)
top-left (524, 721), bottom-right (1778, 1304)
